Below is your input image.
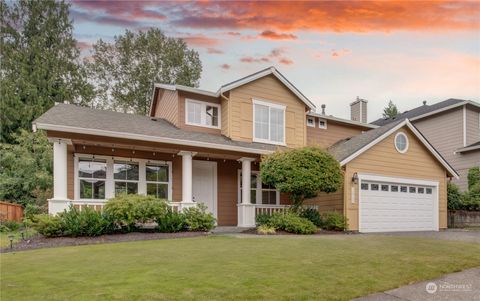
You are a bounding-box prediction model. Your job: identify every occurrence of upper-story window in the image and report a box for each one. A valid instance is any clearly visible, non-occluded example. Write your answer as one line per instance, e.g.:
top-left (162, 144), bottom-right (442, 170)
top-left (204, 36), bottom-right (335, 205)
top-left (307, 117), bottom-right (315, 127)
top-left (253, 99), bottom-right (285, 145)
top-left (318, 119), bottom-right (327, 129)
top-left (185, 99), bottom-right (220, 129)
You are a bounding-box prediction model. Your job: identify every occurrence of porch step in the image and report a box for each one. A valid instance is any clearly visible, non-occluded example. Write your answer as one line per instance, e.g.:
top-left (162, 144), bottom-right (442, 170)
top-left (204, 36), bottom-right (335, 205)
top-left (211, 226), bottom-right (253, 234)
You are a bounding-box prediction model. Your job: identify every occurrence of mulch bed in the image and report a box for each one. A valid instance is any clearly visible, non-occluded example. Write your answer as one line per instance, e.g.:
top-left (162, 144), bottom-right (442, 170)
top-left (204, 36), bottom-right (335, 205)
top-left (242, 228), bottom-right (355, 235)
top-left (1, 231), bottom-right (209, 253)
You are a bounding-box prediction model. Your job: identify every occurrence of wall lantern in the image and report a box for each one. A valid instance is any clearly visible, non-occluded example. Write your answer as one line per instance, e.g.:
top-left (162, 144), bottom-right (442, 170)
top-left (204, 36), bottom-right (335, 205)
top-left (351, 172), bottom-right (359, 184)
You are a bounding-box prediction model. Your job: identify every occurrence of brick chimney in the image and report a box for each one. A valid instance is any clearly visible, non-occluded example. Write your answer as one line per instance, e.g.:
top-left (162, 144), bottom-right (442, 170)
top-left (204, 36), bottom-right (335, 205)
top-left (350, 96), bottom-right (368, 123)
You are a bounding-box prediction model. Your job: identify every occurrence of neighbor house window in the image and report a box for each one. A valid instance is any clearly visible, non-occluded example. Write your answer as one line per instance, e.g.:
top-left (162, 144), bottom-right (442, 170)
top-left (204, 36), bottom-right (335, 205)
top-left (394, 132), bottom-right (409, 153)
top-left (253, 99), bottom-right (285, 145)
top-left (114, 161), bottom-right (139, 195)
top-left (239, 171), bottom-right (279, 205)
top-left (146, 164), bottom-right (169, 199)
top-left (307, 117), bottom-right (315, 127)
top-left (186, 99), bottom-right (220, 128)
top-left (318, 119), bottom-right (327, 129)
top-left (78, 158), bottom-right (106, 199)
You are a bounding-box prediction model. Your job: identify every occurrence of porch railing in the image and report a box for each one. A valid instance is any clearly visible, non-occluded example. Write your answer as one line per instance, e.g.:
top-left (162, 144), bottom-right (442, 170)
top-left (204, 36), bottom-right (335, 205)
top-left (254, 204), bottom-right (319, 216)
top-left (70, 201), bottom-right (183, 212)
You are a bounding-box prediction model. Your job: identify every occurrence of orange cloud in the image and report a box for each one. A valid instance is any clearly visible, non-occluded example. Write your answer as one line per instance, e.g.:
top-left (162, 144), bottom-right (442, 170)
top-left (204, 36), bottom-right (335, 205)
top-left (240, 56), bottom-right (271, 63)
top-left (259, 30), bottom-right (297, 40)
top-left (220, 64), bottom-right (231, 70)
top-left (180, 35), bottom-right (219, 47)
top-left (173, 1), bottom-right (480, 32)
top-left (207, 48), bottom-right (224, 54)
top-left (279, 58), bottom-right (293, 65)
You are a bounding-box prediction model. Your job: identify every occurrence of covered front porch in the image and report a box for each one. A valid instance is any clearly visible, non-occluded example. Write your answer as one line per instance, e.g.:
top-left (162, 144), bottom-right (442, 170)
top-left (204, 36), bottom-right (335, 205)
top-left (48, 131), bottom-right (293, 227)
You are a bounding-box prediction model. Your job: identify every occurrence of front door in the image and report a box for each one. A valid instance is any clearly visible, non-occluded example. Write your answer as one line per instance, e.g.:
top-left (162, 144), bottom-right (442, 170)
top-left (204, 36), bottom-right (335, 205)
top-left (192, 160), bottom-right (217, 218)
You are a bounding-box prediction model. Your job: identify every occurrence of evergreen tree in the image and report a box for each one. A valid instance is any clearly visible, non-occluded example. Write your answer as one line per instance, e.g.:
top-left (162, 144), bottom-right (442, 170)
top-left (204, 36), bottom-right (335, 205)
top-left (0, 0), bottom-right (93, 143)
top-left (382, 100), bottom-right (399, 119)
top-left (86, 28), bottom-right (202, 115)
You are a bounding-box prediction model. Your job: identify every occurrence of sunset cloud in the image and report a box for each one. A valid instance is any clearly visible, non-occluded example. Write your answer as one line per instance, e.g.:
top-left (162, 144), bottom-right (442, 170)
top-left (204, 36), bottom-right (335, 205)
top-left (259, 30), bottom-right (297, 40)
top-left (207, 48), bottom-right (224, 54)
top-left (279, 58), bottom-right (293, 65)
top-left (179, 35), bottom-right (219, 47)
top-left (240, 56), bottom-right (271, 63)
top-left (220, 64), bottom-right (231, 70)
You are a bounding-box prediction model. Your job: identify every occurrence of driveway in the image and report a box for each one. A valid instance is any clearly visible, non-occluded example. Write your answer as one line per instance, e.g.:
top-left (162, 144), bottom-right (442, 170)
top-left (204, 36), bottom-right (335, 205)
top-left (353, 267), bottom-right (480, 301)
top-left (367, 228), bottom-right (480, 243)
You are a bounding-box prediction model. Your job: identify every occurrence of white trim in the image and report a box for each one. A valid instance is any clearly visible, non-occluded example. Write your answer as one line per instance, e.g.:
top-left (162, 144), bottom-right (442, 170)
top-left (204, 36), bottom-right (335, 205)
top-left (409, 100), bottom-right (480, 122)
top-left (307, 112), bottom-right (377, 128)
top-left (154, 67), bottom-right (317, 111)
top-left (463, 105), bottom-right (467, 147)
top-left (74, 153), bottom-right (173, 202)
top-left (185, 98), bottom-right (221, 129)
top-left (35, 123), bottom-right (274, 155)
top-left (306, 117), bottom-right (315, 127)
top-left (394, 132), bottom-right (409, 154)
top-left (358, 173), bottom-right (439, 233)
top-left (192, 160), bottom-right (218, 219)
top-left (339, 119), bottom-right (459, 179)
top-left (456, 144), bottom-right (480, 153)
top-left (237, 169), bottom-right (280, 205)
top-left (318, 118), bottom-right (327, 129)
top-left (252, 99), bottom-right (286, 146)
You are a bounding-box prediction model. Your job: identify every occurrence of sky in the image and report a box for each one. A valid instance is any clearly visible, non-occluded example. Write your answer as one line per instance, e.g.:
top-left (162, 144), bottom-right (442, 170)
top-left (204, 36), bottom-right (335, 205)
top-left (70, 1), bottom-right (480, 121)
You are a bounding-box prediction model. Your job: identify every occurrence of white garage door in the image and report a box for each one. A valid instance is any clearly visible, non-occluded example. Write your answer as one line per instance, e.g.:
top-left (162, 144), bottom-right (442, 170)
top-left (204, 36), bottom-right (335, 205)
top-left (359, 180), bottom-right (437, 233)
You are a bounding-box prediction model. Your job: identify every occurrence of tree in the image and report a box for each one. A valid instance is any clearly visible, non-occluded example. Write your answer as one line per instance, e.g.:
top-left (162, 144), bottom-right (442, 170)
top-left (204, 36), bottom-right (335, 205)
top-left (0, 0), bottom-right (94, 143)
top-left (86, 28), bottom-right (202, 115)
top-left (260, 147), bottom-right (343, 205)
top-left (382, 100), bottom-right (399, 119)
top-left (0, 130), bottom-right (52, 209)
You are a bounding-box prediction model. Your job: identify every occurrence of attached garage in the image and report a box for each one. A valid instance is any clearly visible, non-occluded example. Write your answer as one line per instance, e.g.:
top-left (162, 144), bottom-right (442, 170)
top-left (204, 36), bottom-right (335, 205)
top-left (358, 176), bottom-right (439, 233)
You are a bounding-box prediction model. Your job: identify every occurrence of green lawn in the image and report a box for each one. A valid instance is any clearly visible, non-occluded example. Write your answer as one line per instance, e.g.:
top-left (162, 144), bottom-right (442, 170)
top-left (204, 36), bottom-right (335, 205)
top-left (2, 235), bottom-right (480, 301)
top-left (0, 229), bottom-right (36, 248)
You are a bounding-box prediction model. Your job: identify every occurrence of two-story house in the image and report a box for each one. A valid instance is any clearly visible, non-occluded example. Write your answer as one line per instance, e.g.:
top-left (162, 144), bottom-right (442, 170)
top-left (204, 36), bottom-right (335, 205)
top-left (372, 99), bottom-right (480, 191)
top-left (34, 67), bottom-right (457, 232)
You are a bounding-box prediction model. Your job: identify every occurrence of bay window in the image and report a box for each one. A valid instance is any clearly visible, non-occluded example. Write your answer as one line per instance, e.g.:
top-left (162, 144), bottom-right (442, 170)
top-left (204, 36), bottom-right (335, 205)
top-left (253, 99), bottom-right (285, 145)
top-left (238, 170), bottom-right (280, 205)
top-left (186, 99), bottom-right (220, 128)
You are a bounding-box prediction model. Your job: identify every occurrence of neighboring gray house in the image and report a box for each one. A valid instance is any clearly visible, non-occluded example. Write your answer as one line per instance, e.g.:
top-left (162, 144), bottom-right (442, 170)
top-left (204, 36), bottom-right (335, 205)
top-left (372, 99), bottom-right (480, 190)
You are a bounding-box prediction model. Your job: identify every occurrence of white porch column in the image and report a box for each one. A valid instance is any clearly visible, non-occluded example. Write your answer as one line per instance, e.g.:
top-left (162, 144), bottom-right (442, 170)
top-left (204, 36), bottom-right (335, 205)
top-left (49, 139), bottom-right (71, 214)
top-left (178, 151), bottom-right (197, 210)
top-left (237, 157), bottom-right (256, 227)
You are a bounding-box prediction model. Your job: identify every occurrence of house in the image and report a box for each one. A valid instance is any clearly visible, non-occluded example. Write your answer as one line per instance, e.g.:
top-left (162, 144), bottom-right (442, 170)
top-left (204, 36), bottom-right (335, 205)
top-left (372, 99), bottom-right (480, 191)
top-left (33, 67), bottom-right (458, 232)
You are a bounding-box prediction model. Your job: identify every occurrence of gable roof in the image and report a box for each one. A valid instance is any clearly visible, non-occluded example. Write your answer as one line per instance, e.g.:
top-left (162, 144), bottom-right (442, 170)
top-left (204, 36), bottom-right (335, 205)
top-left (328, 119), bottom-right (459, 178)
top-left (153, 67), bottom-right (316, 111)
top-left (372, 98), bottom-right (480, 126)
top-left (33, 103), bottom-right (280, 155)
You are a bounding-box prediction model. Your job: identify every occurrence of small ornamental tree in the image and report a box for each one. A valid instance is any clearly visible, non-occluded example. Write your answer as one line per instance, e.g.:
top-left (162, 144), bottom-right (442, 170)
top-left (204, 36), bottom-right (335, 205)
top-left (260, 147), bottom-right (343, 205)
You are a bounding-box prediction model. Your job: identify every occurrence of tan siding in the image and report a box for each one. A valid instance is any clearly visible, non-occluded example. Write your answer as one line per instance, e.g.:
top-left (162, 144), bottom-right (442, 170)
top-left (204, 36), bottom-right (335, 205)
top-left (466, 107), bottom-right (480, 146)
top-left (177, 91), bottom-right (222, 135)
top-left (454, 152), bottom-right (480, 191)
top-left (307, 119), bottom-right (366, 148)
top-left (228, 75), bottom-right (307, 148)
top-left (343, 127), bottom-right (448, 230)
top-left (303, 189), bottom-right (344, 213)
top-left (153, 89), bottom-right (179, 126)
top-left (221, 96), bottom-right (229, 137)
top-left (414, 107), bottom-right (469, 189)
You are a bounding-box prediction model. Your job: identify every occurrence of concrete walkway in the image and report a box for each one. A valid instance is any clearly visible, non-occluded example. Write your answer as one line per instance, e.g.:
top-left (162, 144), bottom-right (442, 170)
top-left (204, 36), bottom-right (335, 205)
top-left (352, 267), bottom-right (480, 301)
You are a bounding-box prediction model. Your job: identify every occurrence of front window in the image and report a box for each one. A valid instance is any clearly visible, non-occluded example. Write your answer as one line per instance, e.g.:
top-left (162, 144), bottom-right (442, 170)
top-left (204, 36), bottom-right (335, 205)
top-left (186, 99), bottom-right (220, 128)
top-left (114, 161), bottom-right (139, 195)
top-left (78, 158), bottom-right (106, 199)
top-left (253, 99), bottom-right (285, 144)
top-left (239, 171), bottom-right (279, 205)
top-left (146, 164), bottom-right (169, 199)
top-left (394, 132), bottom-right (409, 153)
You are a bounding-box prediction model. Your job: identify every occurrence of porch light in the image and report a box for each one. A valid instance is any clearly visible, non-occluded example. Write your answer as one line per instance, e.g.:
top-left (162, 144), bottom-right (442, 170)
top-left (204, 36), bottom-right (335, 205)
top-left (352, 172), bottom-right (359, 184)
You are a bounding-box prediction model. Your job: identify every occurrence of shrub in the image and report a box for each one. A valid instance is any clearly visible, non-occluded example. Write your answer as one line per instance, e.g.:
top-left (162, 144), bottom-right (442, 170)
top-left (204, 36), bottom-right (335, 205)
top-left (32, 214), bottom-right (64, 237)
top-left (267, 212), bottom-right (317, 234)
top-left (468, 167), bottom-right (480, 193)
top-left (104, 195), bottom-right (168, 231)
top-left (299, 208), bottom-right (323, 227)
top-left (183, 204), bottom-right (216, 232)
top-left (0, 224), bottom-right (10, 232)
top-left (24, 203), bottom-right (44, 218)
top-left (461, 192), bottom-right (480, 211)
top-left (321, 212), bottom-right (347, 231)
top-left (156, 210), bottom-right (185, 233)
top-left (257, 225), bottom-right (276, 235)
top-left (1, 220), bottom-right (21, 232)
top-left (261, 147), bottom-right (343, 203)
top-left (447, 183), bottom-right (463, 210)
top-left (60, 206), bottom-right (115, 237)
top-left (255, 213), bottom-right (272, 226)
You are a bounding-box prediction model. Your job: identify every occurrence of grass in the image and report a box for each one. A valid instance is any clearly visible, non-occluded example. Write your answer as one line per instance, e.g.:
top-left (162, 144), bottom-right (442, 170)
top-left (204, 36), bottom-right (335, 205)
top-left (1, 235), bottom-right (480, 301)
top-left (0, 229), bottom-right (36, 248)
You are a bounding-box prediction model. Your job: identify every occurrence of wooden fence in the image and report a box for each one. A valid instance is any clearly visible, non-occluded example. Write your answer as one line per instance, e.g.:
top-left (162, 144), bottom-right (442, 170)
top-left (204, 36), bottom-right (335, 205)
top-left (0, 201), bottom-right (24, 222)
top-left (448, 210), bottom-right (480, 228)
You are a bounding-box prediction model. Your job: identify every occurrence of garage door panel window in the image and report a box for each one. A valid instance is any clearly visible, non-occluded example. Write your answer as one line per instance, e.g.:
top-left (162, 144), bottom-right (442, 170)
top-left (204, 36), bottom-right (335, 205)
top-left (426, 188), bottom-right (432, 194)
top-left (409, 187), bottom-right (416, 193)
top-left (391, 185), bottom-right (399, 192)
top-left (400, 186), bottom-right (408, 192)
top-left (418, 187), bottom-right (425, 194)
top-left (381, 185), bottom-right (389, 192)
top-left (371, 184), bottom-right (379, 191)
top-left (361, 183), bottom-right (369, 190)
